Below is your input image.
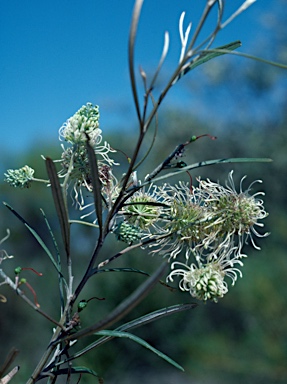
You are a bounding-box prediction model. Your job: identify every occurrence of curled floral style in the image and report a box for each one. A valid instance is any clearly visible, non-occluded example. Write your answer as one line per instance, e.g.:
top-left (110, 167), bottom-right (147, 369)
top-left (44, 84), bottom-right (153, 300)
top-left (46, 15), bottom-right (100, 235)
top-left (148, 181), bottom-right (215, 260)
top-left (198, 170), bottom-right (269, 256)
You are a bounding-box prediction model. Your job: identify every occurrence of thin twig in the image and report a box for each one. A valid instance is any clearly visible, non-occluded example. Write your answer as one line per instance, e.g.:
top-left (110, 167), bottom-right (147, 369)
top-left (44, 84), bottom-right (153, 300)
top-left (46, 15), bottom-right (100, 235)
top-left (0, 269), bottom-right (64, 328)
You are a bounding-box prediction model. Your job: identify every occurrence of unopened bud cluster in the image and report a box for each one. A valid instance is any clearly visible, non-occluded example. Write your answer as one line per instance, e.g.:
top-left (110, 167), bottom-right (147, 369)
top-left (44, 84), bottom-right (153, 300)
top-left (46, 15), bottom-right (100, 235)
top-left (4, 165), bottom-right (35, 188)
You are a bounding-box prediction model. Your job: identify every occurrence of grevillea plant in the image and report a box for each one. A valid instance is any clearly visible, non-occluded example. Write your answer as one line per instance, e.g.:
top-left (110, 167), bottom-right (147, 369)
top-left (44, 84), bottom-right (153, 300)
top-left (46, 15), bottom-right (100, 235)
top-left (1, 1), bottom-right (285, 383)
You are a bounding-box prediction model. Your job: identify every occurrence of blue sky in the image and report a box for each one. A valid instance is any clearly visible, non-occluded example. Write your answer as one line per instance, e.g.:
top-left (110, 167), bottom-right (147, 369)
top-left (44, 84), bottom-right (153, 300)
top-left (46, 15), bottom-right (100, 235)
top-left (0, 1), bottom-right (278, 154)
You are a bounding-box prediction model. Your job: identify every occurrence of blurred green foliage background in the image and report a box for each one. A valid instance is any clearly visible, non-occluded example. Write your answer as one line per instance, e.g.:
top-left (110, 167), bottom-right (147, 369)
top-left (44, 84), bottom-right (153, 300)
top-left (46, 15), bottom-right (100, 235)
top-left (1, 13), bottom-right (287, 384)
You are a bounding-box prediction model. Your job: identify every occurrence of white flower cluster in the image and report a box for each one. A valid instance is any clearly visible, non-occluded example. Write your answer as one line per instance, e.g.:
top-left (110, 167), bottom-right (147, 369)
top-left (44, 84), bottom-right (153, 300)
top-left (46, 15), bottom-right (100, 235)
top-left (58, 103), bottom-right (119, 210)
top-left (59, 103), bottom-right (101, 146)
top-left (4, 165), bottom-right (35, 189)
top-left (120, 171), bottom-right (268, 302)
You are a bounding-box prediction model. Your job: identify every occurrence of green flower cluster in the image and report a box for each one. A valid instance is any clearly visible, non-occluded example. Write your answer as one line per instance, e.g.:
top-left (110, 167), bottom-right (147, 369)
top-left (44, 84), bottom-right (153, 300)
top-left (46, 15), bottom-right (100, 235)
top-left (4, 165), bottom-right (35, 188)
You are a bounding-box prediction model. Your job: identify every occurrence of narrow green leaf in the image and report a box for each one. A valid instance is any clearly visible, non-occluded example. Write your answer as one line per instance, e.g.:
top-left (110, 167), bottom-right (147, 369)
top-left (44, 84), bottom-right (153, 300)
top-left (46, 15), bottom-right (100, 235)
top-left (202, 48), bottom-right (287, 70)
top-left (95, 330), bottom-right (184, 371)
top-left (45, 157), bottom-right (70, 257)
top-left (86, 139), bottom-right (103, 232)
top-left (3, 202), bottom-right (61, 274)
top-left (117, 303), bottom-right (197, 332)
top-left (175, 40), bottom-right (241, 82)
top-left (146, 157), bottom-right (272, 184)
top-left (40, 209), bottom-right (61, 270)
top-left (97, 267), bottom-right (149, 276)
top-left (40, 208), bottom-right (67, 307)
top-left (47, 303), bottom-right (196, 367)
top-left (46, 366), bottom-right (98, 378)
top-left (189, 41), bottom-right (241, 70)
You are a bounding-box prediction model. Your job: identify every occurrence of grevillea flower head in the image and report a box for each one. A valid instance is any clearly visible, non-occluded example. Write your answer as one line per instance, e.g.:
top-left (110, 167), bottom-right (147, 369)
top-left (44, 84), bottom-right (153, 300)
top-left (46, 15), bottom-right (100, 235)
top-left (168, 261), bottom-right (228, 302)
top-left (198, 170), bottom-right (269, 255)
top-left (167, 243), bottom-right (243, 302)
top-left (149, 182), bottom-right (214, 260)
top-left (59, 103), bottom-right (101, 146)
top-left (4, 165), bottom-right (35, 188)
top-left (58, 103), bottom-right (118, 210)
top-left (121, 185), bottom-right (165, 230)
top-left (114, 221), bottom-right (142, 245)
top-left (60, 145), bottom-right (118, 209)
